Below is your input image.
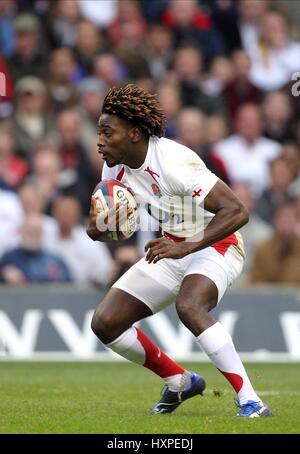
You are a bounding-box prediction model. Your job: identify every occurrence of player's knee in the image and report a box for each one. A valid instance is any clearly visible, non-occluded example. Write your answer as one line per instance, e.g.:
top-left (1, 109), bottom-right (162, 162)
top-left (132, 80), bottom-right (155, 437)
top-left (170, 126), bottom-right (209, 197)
top-left (175, 299), bottom-right (193, 321)
top-left (176, 298), bottom-right (210, 322)
top-left (91, 310), bottom-right (113, 341)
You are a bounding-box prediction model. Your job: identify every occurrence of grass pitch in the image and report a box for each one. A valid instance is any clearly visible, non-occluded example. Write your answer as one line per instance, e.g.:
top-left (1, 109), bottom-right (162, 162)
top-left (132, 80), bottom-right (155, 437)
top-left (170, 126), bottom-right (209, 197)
top-left (0, 362), bottom-right (299, 434)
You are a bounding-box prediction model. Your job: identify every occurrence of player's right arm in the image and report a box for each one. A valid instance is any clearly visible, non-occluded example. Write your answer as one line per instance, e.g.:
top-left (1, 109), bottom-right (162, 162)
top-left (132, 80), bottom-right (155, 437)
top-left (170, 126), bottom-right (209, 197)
top-left (86, 162), bottom-right (116, 242)
top-left (86, 197), bottom-right (111, 242)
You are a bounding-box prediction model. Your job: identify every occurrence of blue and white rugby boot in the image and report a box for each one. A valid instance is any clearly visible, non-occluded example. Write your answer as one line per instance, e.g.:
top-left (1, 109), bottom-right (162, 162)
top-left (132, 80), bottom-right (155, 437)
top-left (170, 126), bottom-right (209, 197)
top-left (236, 399), bottom-right (273, 417)
top-left (151, 372), bottom-right (206, 414)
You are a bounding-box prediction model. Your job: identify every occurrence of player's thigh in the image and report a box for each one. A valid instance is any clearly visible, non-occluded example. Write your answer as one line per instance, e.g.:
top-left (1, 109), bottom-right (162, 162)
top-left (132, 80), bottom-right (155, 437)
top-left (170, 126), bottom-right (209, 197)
top-left (183, 246), bottom-right (244, 304)
top-left (91, 287), bottom-right (153, 343)
top-left (176, 273), bottom-right (219, 315)
top-left (112, 257), bottom-right (182, 314)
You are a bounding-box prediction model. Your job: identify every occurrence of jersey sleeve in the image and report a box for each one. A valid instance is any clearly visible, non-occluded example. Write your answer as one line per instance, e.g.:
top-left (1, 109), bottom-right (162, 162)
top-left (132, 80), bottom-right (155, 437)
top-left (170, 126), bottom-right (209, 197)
top-left (169, 152), bottom-right (219, 203)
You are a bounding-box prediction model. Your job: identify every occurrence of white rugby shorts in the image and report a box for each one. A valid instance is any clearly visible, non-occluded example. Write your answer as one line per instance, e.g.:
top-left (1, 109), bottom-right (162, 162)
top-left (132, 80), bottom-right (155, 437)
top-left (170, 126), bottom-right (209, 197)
top-left (112, 245), bottom-right (244, 314)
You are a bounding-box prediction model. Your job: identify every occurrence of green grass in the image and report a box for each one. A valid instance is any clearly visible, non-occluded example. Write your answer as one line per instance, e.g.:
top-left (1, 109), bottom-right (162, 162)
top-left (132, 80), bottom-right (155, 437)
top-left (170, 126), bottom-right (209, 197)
top-left (0, 362), bottom-right (299, 434)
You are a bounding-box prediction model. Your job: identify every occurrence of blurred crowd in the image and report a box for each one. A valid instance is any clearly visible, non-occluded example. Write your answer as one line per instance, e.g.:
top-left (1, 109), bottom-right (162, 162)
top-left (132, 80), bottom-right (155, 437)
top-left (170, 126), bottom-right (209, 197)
top-left (1, 0), bottom-right (300, 287)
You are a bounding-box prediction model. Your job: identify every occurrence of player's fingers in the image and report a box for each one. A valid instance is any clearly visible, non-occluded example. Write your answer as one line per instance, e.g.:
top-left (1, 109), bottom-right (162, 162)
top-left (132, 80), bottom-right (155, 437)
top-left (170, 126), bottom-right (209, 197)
top-left (96, 209), bottom-right (109, 232)
top-left (153, 254), bottom-right (162, 264)
top-left (144, 238), bottom-right (162, 252)
top-left (104, 204), bottom-right (118, 229)
top-left (146, 247), bottom-right (156, 263)
top-left (90, 197), bottom-right (97, 216)
top-left (118, 202), bottom-right (129, 216)
top-left (107, 211), bottom-right (117, 231)
top-left (117, 204), bottom-right (129, 228)
top-left (106, 202), bottom-right (129, 230)
top-left (105, 202), bottom-right (116, 226)
top-left (115, 202), bottom-right (120, 231)
top-left (153, 252), bottom-right (168, 264)
top-left (146, 245), bottom-right (165, 264)
top-left (152, 244), bottom-right (173, 263)
top-left (145, 247), bottom-right (152, 262)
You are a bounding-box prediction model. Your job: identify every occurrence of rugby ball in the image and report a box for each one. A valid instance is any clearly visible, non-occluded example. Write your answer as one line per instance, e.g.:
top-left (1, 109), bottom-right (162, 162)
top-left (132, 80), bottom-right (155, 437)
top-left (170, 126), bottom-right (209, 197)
top-left (92, 179), bottom-right (138, 240)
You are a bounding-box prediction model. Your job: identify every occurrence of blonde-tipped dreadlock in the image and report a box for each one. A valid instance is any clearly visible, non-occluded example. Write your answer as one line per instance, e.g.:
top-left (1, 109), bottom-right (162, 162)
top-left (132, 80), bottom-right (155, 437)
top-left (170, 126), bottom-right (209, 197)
top-left (102, 84), bottom-right (166, 137)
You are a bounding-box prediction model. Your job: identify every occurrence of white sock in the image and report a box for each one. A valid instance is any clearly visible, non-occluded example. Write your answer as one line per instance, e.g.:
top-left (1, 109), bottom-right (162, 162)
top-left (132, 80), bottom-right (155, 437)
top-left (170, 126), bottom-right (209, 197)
top-left (165, 371), bottom-right (192, 392)
top-left (107, 327), bottom-right (145, 365)
top-left (196, 322), bottom-right (260, 405)
top-left (107, 327), bottom-right (190, 391)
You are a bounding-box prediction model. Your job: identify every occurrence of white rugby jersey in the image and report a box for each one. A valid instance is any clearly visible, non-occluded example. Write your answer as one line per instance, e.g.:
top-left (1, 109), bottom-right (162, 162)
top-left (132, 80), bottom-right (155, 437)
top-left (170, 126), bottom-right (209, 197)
top-left (102, 136), bottom-right (243, 255)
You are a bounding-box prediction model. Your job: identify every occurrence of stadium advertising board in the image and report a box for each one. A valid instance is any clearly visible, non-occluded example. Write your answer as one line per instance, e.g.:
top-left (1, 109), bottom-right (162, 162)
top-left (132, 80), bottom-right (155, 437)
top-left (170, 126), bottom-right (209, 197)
top-left (0, 286), bottom-right (300, 360)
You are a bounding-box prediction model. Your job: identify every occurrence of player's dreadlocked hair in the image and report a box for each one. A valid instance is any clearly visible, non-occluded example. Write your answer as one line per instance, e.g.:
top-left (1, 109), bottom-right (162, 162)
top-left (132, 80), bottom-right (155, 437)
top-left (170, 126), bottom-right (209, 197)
top-left (102, 84), bottom-right (166, 137)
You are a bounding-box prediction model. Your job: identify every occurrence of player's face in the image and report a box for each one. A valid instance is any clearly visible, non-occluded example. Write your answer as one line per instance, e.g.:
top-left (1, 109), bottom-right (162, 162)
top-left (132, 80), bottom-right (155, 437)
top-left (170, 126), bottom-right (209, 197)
top-left (97, 113), bottom-right (132, 167)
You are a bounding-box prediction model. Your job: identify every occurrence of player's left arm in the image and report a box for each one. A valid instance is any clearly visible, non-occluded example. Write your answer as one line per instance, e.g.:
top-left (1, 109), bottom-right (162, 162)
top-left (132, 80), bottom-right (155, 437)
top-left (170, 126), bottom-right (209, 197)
top-left (145, 180), bottom-right (249, 263)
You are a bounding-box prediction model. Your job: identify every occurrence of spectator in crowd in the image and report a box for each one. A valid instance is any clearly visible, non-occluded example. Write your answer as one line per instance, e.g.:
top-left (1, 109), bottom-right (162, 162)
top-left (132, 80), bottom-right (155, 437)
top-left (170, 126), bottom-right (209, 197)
top-left (26, 143), bottom-right (63, 214)
top-left (255, 157), bottom-right (294, 223)
top-left (161, 0), bottom-right (225, 62)
top-left (107, 0), bottom-right (146, 50)
top-left (18, 183), bottom-right (57, 237)
top-left (7, 13), bottom-right (48, 82)
top-left (0, 55), bottom-right (14, 119)
top-left (93, 53), bottom-right (127, 88)
top-left (0, 214), bottom-right (72, 284)
top-left (250, 203), bottom-right (300, 284)
top-left (172, 45), bottom-right (224, 115)
top-left (284, 151), bottom-right (300, 203)
top-left (0, 0), bottom-right (15, 57)
top-left (1, 0), bottom-right (300, 289)
top-left (44, 196), bottom-right (113, 286)
top-left (74, 20), bottom-right (105, 76)
top-left (201, 55), bottom-right (233, 98)
top-left (237, 0), bottom-right (269, 52)
top-left (157, 82), bottom-right (182, 139)
top-left (231, 181), bottom-right (272, 278)
top-left (247, 11), bottom-right (300, 91)
top-left (47, 48), bottom-right (79, 112)
top-left (225, 49), bottom-right (262, 120)
top-left (282, 143), bottom-right (300, 186)
top-left (296, 119), bottom-right (300, 145)
top-left (214, 103), bottom-right (281, 197)
top-left (176, 107), bottom-right (230, 183)
top-left (77, 77), bottom-right (107, 152)
top-left (205, 115), bottom-right (228, 147)
top-left (0, 188), bottom-right (23, 258)
top-left (78, 0), bottom-right (118, 28)
top-left (294, 191), bottom-right (300, 234)
top-left (47, 0), bottom-right (81, 49)
top-left (261, 91), bottom-right (296, 143)
top-left (207, 0), bottom-right (241, 53)
top-left (55, 109), bottom-right (98, 213)
top-left (9, 76), bottom-right (54, 159)
top-left (176, 107), bottom-right (206, 149)
top-left (272, 0), bottom-right (300, 27)
top-left (107, 0), bottom-right (151, 81)
top-left (0, 125), bottom-right (28, 189)
top-left (139, 0), bottom-right (168, 23)
top-left (143, 23), bottom-right (174, 81)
